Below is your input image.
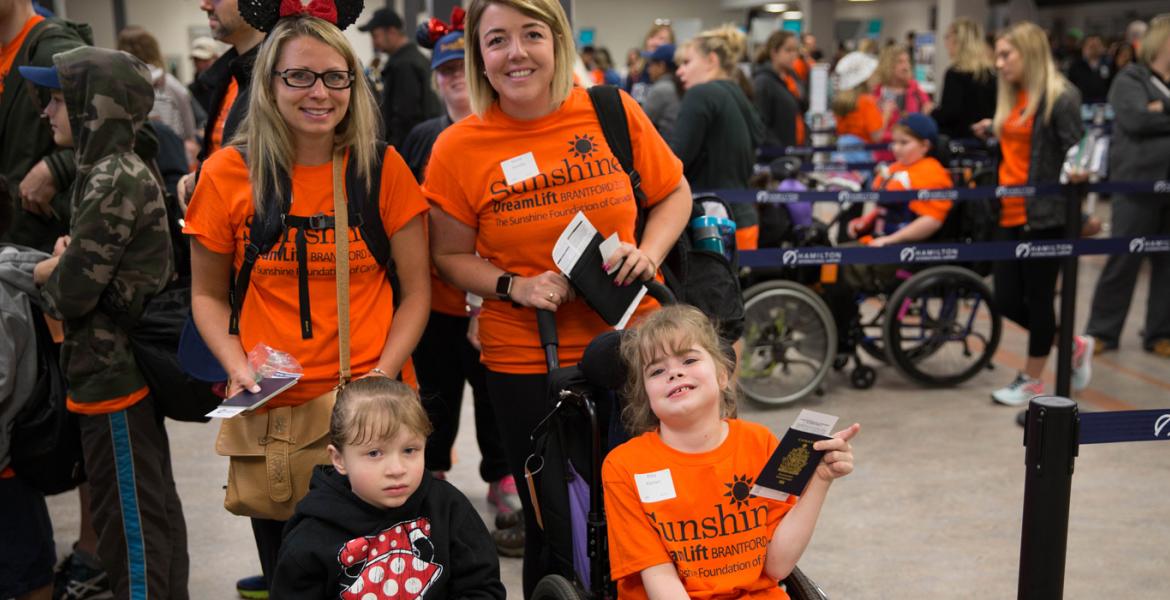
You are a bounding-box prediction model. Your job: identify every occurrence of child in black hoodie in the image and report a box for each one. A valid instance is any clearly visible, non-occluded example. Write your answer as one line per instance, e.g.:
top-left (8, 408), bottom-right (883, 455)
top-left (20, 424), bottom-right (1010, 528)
top-left (272, 377), bottom-right (505, 599)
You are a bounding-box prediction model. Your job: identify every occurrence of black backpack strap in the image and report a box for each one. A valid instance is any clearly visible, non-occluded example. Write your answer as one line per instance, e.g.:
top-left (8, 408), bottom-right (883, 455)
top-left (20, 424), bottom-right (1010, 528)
top-left (229, 147), bottom-right (291, 336)
top-left (348, 142), bottom-right (400, 307)
top-left (587, 85), bottom-right (649, 241)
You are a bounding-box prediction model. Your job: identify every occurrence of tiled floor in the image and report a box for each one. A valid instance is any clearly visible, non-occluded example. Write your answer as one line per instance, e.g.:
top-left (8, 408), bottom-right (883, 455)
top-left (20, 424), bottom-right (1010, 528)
top-left (46, 203), bottom-right (1170, 599)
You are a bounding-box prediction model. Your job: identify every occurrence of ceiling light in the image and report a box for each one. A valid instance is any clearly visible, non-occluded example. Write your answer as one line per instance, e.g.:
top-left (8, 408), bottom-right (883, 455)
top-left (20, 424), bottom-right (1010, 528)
top-left (763, 3), bottom-right (788, 11)
top-left (782, 10), bottom-right (803, 20)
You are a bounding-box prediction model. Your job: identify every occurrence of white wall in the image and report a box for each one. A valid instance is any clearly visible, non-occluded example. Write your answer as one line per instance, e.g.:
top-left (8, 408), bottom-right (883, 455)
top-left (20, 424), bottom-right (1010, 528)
top-left (573, 0), bottom-right (746, 65)
top-left (833, 0), bottom-right (936, 46)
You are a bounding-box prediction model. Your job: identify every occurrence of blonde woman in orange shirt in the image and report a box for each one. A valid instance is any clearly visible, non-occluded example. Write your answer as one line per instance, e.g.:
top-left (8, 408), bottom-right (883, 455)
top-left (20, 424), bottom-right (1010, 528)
top-left (972, 22), bottom-right (1090, 407)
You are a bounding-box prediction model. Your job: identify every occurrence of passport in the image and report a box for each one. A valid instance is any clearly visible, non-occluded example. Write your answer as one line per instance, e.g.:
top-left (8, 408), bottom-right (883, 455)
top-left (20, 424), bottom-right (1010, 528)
top-left (751, 410), bottom-right (838, 501)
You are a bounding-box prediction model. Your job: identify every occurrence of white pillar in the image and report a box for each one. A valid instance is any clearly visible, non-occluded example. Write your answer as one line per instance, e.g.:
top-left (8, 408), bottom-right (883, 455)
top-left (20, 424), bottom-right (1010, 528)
top-left (801, 0), bottom-right (835, 58)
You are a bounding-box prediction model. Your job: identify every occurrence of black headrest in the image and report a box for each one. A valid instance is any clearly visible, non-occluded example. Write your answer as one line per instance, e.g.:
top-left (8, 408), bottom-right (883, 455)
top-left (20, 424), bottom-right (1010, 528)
top-left (579, 331), bottom-right (627, 391)
top-left (769, 156), bottom-right (802, 181)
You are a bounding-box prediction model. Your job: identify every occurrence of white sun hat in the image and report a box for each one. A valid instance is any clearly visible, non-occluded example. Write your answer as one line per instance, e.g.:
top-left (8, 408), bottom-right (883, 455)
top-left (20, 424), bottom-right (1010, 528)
top-left (834, 51), bottom-right (879, 91)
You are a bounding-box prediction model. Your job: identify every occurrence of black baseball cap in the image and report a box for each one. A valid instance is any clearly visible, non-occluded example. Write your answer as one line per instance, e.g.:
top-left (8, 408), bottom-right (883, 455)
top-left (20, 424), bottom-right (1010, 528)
top-left (358, 8), bottom-right (403, 32)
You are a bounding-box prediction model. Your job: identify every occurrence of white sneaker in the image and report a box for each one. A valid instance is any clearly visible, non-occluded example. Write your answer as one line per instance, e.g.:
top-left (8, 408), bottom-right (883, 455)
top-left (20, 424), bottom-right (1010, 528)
top-left (1071, 335), bottom-right (1093, 391)
top-left (992, 373), bottom-right (1045, 406)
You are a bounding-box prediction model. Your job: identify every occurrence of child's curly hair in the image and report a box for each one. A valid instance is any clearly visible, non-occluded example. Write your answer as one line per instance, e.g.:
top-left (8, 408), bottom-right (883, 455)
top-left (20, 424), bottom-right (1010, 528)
top-left (329, 377), bottom-right (433, 448)
top-left (620, 305), bottom-right (738, 434)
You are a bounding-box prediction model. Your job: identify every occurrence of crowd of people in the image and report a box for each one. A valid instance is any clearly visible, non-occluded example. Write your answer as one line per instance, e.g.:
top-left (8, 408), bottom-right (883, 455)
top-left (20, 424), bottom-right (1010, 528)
top-left (0, 0), bottom-right (1168, 598)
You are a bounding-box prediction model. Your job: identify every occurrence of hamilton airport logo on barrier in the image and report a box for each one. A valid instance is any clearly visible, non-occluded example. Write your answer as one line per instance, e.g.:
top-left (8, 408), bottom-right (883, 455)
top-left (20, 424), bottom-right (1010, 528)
top-left (1015, 241), bottom-right (1073, 259)
top-left (837, 191), bottom-right (880, 204)
top-left (782, 248), bottom-right (842, 266)
top-left (917, 189), bottom-right (960, 200)
top-left (996, 185), bottom-right (1037, 198)
top-left (1156, 414), bottom-right (1170, 438)
top-left (900, 246), bottom-right (960, 263)
top-left (758, 190), bottom-right (802, 204)
top-left (1128, 237), bottom-right (1170, 254)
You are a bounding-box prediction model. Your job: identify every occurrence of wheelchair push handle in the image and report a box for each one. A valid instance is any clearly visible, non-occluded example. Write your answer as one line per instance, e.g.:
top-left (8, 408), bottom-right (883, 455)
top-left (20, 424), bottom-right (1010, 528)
top-left (536, 279), bottom-right (673, 373)
top-left (645, 279), bottom-right (675, 306)
top-left (536, 309), bottom-right (559, 371)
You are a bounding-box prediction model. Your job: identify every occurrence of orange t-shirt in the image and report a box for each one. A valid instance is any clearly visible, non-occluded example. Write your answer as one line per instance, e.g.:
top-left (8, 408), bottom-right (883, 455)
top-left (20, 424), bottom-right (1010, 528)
top-left (208, 79), bottom-right (239, 155)
top-left (423, 87), bottom-right (684, 374)
top-left (836, 94), bottom-right (882, 142)
top-left (792, 56), bottom-right (810, 86)
top-left (998, 91), bottom-right (1034, 228)
top-left (871, 157), bottom-right (954, 235)
top-left (781, 72), bottom-right (806, 145)
top-left (0, 15), bottom-right (45, 95)
top-left (183, 146), bottom-right (428, 406)
top-left (602, 419), bottom-right (798, 600)
top-left (430, 273), bottom-right (467, 317)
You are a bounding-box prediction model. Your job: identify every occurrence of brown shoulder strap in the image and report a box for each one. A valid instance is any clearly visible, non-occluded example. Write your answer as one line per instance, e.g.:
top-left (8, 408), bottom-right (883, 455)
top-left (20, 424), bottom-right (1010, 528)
top-left (332, 150), bottom-right (351, 386)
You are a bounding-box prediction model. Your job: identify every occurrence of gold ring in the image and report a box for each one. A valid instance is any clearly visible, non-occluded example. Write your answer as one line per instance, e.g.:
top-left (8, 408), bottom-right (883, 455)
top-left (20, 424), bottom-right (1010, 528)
top-left (548, 291), bottom-right (556, 300)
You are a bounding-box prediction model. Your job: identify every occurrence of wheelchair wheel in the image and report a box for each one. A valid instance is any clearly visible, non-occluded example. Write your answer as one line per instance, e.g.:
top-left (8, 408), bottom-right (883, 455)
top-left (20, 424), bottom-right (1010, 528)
top-left (531, 574), bottom-right (584, 600)
top-left (882, 266), bottom-right (1001, 387)
top-left (782, 565), bottom-right (829, 600)
top-left (740, 280), bottom-right (837, 405)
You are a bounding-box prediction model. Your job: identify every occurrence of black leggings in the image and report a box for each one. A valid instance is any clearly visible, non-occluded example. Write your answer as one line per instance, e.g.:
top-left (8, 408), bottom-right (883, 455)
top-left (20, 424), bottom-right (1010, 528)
top-left (993, 226), bottom-right (1064, 358)
top-left (413, 311), bottom-right (509, 482)
top-left (484, 370), bottom-right (553, 598)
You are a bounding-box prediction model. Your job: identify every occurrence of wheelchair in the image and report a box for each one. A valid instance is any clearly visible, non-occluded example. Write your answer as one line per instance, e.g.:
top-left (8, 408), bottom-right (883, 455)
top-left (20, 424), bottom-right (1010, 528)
top-left (737, 149), bottom-right (1002, 405)
top-left (526, 283), bottom-right (829, 600)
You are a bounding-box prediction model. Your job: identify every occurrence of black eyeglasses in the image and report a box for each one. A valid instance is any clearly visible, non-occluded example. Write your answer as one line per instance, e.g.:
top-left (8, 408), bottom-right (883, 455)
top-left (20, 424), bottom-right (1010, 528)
top-left (272, 68), bottom-right (355, 90)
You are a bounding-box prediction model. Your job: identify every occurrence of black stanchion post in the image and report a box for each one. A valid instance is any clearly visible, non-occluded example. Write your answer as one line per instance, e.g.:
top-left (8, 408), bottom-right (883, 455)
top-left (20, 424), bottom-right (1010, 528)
top-left (1018, 396), bottom-right (1079, 600)
top-left (1055, 183), bottom-right (1085, 397)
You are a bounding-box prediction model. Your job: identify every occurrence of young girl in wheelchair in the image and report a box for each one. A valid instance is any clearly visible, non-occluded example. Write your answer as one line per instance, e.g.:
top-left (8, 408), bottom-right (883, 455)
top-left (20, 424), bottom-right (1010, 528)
top-left (602, 305), bottom-right (859, 599)
top-left (822, 113), bottom-right (956, 353)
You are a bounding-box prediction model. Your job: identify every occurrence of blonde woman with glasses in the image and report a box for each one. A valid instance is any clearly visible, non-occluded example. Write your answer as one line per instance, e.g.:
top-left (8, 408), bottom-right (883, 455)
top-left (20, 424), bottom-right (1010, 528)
top-left (184, 7), bottom-right (431, 587)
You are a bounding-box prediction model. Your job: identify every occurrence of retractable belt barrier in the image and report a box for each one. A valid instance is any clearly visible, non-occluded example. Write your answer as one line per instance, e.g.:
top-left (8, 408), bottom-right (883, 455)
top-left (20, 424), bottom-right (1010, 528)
top-left (738, 235), bottom-right (1170, 267)
top-left (1078, 408), bottom-right (1170, 445)
top-left (760, 137), bottom-right (991, 158)
top-left (693, 180), bottom-right (1170, 268)
top-left (1018, 398), bottom-right (1170, 599)
top-left (704, 180), bottom-right (1170, 206)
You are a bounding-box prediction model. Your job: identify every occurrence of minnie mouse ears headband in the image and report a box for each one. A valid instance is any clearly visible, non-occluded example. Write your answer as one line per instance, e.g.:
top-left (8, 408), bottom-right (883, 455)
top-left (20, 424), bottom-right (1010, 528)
top-left (238, 0), bottom-right (365, 33)
top-left (416, 7), bottom-right (466, 50)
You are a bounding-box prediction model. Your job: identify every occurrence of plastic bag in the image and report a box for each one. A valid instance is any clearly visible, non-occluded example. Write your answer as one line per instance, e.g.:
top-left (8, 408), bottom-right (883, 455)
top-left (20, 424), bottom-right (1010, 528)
top-left (246, 343), bottom-right (303, 381)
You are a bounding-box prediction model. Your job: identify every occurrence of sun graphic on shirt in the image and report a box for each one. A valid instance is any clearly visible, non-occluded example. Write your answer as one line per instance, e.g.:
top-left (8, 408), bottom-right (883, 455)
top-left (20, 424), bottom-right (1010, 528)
top-left (568, 134), bottom-right (597, 159)
top-left (724, 474), bottom-right (755, 509)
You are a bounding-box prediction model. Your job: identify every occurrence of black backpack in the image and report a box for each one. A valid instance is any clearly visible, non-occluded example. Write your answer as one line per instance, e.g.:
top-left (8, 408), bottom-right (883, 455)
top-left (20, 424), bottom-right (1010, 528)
top-left (587, 86), bottom-right (745, 341)
top-left (229, 142), bottom-right (396, 339)
top-left (119, 277), bottom-right (224, 422)
top-left (10, 304), bottom-right (85, 495)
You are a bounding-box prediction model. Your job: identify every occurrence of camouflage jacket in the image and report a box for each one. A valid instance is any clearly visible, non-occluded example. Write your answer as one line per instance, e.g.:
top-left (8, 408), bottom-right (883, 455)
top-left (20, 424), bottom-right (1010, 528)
top-left (39, 47), bottom-right (173, 407)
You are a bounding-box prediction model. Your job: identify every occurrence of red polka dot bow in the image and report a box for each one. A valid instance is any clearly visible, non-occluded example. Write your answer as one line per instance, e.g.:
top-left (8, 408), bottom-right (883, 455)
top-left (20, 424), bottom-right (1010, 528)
top-left (338, 518), bottom-right (443, 599)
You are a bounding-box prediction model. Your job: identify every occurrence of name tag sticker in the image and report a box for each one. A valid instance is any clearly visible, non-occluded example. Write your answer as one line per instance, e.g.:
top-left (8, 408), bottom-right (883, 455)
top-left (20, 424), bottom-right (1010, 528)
top-left (634, 468), bottom-right (676, 503)
top-left (501, 152), bottom-right (540, 186)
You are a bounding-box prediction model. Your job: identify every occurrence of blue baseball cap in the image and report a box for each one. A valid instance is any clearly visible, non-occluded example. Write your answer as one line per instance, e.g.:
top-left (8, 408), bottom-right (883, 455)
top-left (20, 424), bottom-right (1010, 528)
top-left (431, 31), bottom-right (466, 70)
top-left (18, 65), bottom-right (61, 90)
top-left (644, 43), bottom-right (677, 69)
top-left (897, 113), bottom-right (939, 146)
